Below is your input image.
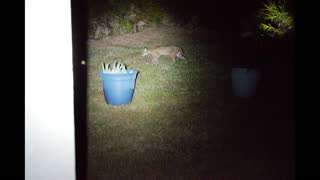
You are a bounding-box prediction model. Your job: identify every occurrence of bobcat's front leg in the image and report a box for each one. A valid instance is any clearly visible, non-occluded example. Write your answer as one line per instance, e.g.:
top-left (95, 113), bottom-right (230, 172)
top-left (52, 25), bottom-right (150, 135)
top-left (152, 55), bottom-right (160, 64)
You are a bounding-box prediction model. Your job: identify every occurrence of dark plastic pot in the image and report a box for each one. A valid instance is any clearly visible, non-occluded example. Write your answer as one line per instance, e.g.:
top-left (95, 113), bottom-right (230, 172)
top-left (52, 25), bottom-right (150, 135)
top-left (99, 70), bottom-right (139, 106)
top-left (231, 68), bottom-right (260, 98)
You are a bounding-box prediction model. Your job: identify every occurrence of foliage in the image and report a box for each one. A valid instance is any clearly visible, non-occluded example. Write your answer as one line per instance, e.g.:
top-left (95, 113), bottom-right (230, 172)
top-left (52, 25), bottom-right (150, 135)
top-left (257, 0), bottom-right (294, 37)
top-left (140, 0), bottom-right (166, 25)
top-left (101, 61), bottom-right (134, 74)
top-left (88, 0), bottom-right (172, 36)
top-left (120, 17), bottom-right (134, 33)
top-left (109, 0), bottom-right (131, 18)
top-left (88, 16), bottom-right (108, 38)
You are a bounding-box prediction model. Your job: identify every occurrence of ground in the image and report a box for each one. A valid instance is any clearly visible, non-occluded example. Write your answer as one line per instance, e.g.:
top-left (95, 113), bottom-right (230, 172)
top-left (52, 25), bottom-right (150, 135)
top-left (86, 25), bottom-right (294, 179)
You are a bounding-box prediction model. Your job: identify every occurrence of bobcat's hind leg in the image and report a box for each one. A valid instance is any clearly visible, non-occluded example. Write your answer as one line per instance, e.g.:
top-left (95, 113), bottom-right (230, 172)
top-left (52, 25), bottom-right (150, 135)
top-left (171, 54), bottom-right (177, 63)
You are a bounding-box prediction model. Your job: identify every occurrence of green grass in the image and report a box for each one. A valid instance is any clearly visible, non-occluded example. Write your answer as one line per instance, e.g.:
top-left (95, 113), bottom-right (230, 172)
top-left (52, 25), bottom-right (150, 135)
top-left (87, 26), bottom-right (230, 179)
top-left (85, 24), bottom-right (295, 179)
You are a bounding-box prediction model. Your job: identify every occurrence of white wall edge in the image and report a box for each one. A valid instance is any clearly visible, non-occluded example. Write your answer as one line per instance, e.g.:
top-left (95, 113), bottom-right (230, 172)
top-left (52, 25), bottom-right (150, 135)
top-left (25, 0), bottom-right (76, 179)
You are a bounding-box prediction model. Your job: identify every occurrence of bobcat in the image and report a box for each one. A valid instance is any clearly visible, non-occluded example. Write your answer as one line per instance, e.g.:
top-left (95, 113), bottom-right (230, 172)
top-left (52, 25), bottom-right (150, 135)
top-left (142, 46), bottom-right (186, 63)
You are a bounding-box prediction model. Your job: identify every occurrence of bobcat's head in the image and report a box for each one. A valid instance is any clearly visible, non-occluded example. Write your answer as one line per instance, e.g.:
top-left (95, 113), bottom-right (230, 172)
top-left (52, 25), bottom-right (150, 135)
top-left (142, 47), bottom-right (149, 57)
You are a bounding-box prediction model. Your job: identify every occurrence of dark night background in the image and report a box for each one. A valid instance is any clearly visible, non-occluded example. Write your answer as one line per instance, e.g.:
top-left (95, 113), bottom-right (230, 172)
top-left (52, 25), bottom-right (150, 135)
top-left (86, 0), bottom-right (294, 30)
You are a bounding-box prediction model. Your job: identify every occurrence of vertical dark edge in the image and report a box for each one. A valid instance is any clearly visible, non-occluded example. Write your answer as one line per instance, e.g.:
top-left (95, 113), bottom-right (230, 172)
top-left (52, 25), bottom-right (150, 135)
top-left (71, 0), bottom-right (88, 179)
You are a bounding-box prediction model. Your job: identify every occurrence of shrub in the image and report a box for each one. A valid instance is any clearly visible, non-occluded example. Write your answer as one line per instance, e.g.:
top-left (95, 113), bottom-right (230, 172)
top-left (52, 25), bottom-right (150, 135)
top-left (140, 1), bottom-right (166, 26)
top-left (101, 61), bottom-right (134, 74)
top-left (120, 17), bottom-right (134, 33)
top-left (257, 0), bottom-right (294, 37)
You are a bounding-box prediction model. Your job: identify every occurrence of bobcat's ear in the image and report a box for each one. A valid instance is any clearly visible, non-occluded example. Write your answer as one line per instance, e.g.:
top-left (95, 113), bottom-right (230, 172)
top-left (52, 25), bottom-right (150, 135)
top-left (143, 47), bottom-right (147, 52)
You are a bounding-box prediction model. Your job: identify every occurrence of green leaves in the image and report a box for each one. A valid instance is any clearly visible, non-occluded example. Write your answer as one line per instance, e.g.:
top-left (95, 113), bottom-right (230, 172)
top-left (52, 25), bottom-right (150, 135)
top-left (260, 23), bottom-right (277, 33)
top-left (141, 1), bottom-right (166, 25)
top-left (258, 0), bottom-right (294, 37)
top-left (122, 18), bottom-right (133, 33)
top-left (101, 61), bottom-right (130, 74)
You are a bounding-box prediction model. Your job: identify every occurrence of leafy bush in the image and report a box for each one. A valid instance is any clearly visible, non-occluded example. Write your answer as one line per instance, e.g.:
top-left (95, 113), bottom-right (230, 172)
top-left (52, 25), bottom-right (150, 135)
top-left (140, 1), bottom-right (166, 26)
top-left (101, 61), bottom-right (134, 74)
top-left (88, 0), bottom-right (171, 36)
top-left (120, 17), bottom-right (134, 33)
top-left (88, 15), bottom-right (111, 39)
top-left (109, 0), bottom-right (131, 18)
top-left (257, 0), bottom-right (294, 37)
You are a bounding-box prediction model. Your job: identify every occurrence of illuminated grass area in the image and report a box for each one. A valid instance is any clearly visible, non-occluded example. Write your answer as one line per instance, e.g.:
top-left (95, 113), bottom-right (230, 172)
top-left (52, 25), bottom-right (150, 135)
top-left (87, 26), bottom-right (229, 179)
top-left (86, 26), bottom-right (292, 179)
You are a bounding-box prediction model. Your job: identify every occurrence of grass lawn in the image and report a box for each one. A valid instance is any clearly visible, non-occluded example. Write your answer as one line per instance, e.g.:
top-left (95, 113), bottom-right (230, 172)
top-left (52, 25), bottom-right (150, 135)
top-left (86, 25), bottom-right (294, 179)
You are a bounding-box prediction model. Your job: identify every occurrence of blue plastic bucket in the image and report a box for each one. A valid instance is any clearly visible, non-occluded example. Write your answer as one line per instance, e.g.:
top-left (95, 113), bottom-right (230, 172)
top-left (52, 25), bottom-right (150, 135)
top-left (99, 70), bottom-right (138, 106)
top-left (231, 68), bottom-right (260, 98)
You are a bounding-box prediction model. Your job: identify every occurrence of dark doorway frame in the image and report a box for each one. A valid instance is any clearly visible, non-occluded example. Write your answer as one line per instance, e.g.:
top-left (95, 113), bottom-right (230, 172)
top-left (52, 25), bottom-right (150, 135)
top-left (71, 0), bottom-right (88, 179)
